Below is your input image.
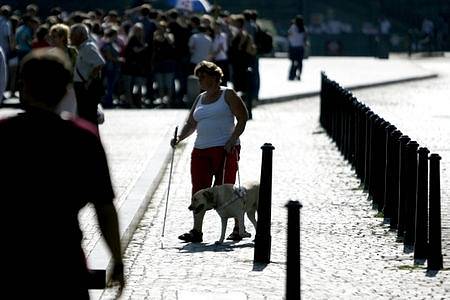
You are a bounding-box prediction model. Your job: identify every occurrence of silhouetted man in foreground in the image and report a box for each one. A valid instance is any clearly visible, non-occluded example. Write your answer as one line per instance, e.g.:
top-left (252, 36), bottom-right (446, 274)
top-left (0, 48), bottom-right (124, 299)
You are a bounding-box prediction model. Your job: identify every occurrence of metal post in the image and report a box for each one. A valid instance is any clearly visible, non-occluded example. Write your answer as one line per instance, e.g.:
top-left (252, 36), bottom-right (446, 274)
top-left (382, 124), bottom-right (396, 221)
top-left (397, 135), bottom-right (410, 241)
top-left (389, 130), bottom-right (402, 230)
top-left (374, 119), bottom-right (388, 211)
top-left (363, 112), bottom-right (376, 192)
top-left (404, 140), bottom-right (419, 248)
top-left (285, 200), bottom-right (303, 300)
top-left (414, 147), bottom-right (429, 261)
top-left (254, 143), bottom-right (275, 263)
top-left (428, 153), bottom-right (443, 270)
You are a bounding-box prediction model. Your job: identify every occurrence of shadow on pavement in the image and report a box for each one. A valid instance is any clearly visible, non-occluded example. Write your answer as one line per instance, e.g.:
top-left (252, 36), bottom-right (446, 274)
top-left (425, 270), bottom-right (439, 277)
top-left (179, 241), bottom-right (254, 253)
top-left (252, 262), bottom-right (269, 272)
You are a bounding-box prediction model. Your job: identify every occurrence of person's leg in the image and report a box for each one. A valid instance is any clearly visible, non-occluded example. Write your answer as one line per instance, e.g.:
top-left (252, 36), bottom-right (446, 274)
top-left (74, 82), bottom-right (99, 125)
top-left (103, 67), bottom-right (116, 108)
top-left (122, 75), bottom-right (133, 107)
top-left (191, 148), bottom-right (214, 195)
top-left (297, 47), bottom-right (304, 80)
top-left (210, 146), bottom-right (248, 239)
top-left (179, 148), bottom-right (214, 242)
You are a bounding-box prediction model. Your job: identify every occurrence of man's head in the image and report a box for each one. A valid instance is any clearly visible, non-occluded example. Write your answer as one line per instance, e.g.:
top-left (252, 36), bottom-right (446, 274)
top-left (70, 23), bottom-right (89, 47)
top-left (20, 48), bottom-right (72, 111)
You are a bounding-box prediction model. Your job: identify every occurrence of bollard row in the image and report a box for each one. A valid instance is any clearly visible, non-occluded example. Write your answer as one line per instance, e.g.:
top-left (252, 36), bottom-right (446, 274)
top-left (319, 72), bottom-right (443, 270)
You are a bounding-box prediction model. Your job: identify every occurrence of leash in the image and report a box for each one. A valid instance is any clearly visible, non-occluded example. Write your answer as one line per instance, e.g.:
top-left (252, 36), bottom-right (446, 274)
top-left (222, 147), bottom-right (241, 189)
top-left (216, 147), bottom-right (244, 213)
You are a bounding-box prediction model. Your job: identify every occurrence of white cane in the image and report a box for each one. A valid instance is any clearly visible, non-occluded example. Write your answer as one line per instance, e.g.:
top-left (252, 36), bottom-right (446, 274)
top-left (161, 126), bottom-right (178, 248)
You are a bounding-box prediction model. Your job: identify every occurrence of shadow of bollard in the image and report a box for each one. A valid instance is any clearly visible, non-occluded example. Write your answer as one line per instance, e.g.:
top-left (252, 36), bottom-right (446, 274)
top-left (285, 200), bottom-right (303, 300)
top-left (254, 143), bottom-right (275, 264)
top-left (428, 153), bottom-right (443, 270)
top-left (414, 147), bottom-right (429, 262)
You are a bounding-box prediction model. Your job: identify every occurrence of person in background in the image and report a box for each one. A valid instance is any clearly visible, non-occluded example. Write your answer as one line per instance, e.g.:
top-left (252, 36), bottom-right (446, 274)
top-left (0, 48), bottom-right (124, 299)
top-left (100, 26), bottom-right (123, 108)
top-left (15, 14), bottom-right (39, 61)
top-left (210, 20), bottom-right (229, 86)
top-left (71, 23), bottom-right (105, 125)
top-left (152, 20), bottom-right (177, 108)
top-left (0, 5), bottom-right (14, 61)
top-left (49, 23), bottom-right (79, 115)
top-left (172, 61), bottom-right (249, 243)
top-left (0, 46), bottom-right (6, 104)
top-left (32, 24), bottom-right (50, 49)
top-left (188, 24), bottom-right (212, 75)
top-left (288, 15), bottom-right (307, 81)
top-left (122, 22), bottom-right (147, 108)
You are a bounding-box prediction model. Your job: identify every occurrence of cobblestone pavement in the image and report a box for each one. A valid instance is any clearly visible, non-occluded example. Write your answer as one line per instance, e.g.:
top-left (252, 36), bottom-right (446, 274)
top-left (1, 56), bottom-right (448, 299)
top-left (100, 57), bottom-right (450, 299)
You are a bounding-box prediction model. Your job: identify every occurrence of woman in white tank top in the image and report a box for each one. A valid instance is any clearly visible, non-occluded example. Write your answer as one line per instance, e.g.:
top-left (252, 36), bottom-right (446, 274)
top-left (171, 60), bottom-right (249, 243)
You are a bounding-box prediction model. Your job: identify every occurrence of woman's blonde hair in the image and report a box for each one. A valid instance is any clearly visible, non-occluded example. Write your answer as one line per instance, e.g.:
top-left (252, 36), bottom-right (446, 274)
top-left (194, 60), bottom-right (224, 83)
top-left (50, 23), bottom-right (70, 46)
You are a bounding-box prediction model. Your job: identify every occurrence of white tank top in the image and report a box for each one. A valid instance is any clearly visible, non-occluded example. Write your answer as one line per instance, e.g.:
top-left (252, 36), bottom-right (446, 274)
top-left (193, 87), bottom-right (239, 149)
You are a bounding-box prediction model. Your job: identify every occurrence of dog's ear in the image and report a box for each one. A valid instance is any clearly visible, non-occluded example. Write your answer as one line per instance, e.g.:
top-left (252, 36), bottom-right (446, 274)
top-left (194, 204), bottom-right (205, 214)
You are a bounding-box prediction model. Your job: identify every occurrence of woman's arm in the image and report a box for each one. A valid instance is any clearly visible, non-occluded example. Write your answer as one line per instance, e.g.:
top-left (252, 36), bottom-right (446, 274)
top-left (170, 96), bottom-right (200, 147)
top-left (224, 89), bottom-right (248, 153)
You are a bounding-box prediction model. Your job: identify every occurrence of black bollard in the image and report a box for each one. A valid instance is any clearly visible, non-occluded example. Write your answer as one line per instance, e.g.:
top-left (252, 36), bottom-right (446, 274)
top-left (397, 135), bottom-right (410, 241)
top-left (373, 119), bottom-right (388, 211)
top-left (404, 140), bottom-right (419, 248)
top-left (87, 269), bottom-right (106, 289)
top-left (414, 147), bottom-right (429, 261)
top-left (428, 154), bottom-right (443, 270)
top-left (382, 124), bottom-right (396, 221)
top-left (388, 130), bottom-right (402, 230)
top-left (254, 143), bottom-right (275, 263)
top-left (285, 200), bottom-right (303, 300)
top-left (357, 105), bottom-right (370, 181)
top-left (363, 110), bottom-right (374, 190)
top-left (364, 113), bottom-right (378, 193)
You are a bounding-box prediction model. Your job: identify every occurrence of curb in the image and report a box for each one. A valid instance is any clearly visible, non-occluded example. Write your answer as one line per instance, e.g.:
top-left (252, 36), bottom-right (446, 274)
top-left (89, 112), bottom-right (187, 300)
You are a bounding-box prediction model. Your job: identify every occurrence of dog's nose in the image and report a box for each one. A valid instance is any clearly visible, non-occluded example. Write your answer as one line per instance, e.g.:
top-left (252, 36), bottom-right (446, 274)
top-left (188, 205), bottom-right (194, 211)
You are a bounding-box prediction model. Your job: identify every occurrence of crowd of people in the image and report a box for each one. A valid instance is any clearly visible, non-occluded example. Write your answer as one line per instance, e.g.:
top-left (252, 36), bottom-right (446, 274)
top-left (0, 3), bottom-right (269, 111)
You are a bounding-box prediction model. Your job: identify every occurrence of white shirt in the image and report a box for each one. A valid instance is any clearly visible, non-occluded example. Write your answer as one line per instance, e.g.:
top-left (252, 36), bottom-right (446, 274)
top-left (211, 32), bottom-right (228, 61)
top-left (73, 40), bottom-right (105, 83)
top-left (288, 24), bottom-right (305, 47)
top-left (193, 87), bottom-right (238, 149)
top-left (188, 32), bottom-right (212, 64)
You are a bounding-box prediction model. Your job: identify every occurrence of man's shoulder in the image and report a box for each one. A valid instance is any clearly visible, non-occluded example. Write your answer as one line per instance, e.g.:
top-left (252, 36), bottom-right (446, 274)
top-left (61, 113), bottom-right (99, 138)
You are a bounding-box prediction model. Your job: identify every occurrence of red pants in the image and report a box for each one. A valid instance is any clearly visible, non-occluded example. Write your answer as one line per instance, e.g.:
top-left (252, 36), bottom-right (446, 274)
top-left (191, 145), bottom-right (240, 195)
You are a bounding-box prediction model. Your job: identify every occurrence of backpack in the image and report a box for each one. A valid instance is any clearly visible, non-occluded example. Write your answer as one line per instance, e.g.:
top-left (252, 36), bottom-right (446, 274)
top-left (255, 28), bottom-right (273, 55)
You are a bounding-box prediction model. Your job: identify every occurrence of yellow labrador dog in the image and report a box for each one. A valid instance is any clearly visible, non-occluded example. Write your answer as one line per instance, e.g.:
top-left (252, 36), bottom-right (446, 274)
top-left (189, 182), bottom-right (259, 244)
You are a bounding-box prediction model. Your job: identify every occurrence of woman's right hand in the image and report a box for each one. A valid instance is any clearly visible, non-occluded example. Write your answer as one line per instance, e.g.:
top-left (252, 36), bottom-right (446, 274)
top-left (170, 137), bottom-right (179, 148)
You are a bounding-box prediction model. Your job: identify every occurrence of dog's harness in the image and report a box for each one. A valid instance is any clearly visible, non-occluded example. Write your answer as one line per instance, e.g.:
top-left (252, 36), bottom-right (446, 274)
top-left (215, 186), bottom-right (247, 213)
top-left (215, 147), bottom-right (244, 213)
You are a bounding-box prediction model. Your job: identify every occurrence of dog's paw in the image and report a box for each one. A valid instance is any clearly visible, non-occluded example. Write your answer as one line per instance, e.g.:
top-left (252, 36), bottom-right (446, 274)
top-left (215, 240), bottom-right (224, 245)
